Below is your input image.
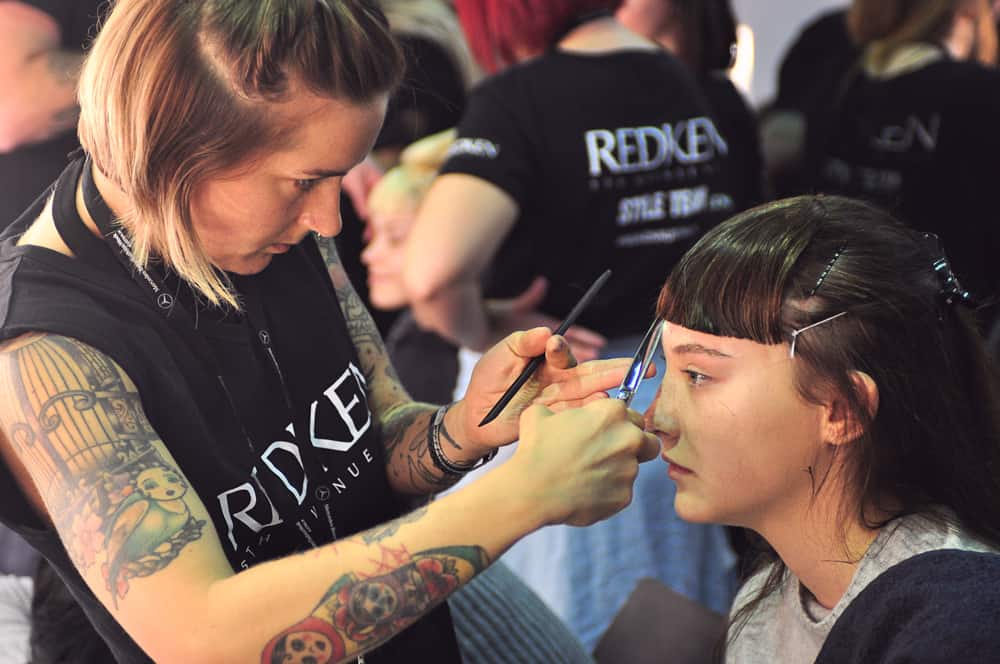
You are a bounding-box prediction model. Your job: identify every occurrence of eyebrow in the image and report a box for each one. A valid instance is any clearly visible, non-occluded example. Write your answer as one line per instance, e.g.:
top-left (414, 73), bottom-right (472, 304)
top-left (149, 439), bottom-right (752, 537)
top-left (670, 343), bottom-right (734, 358)
top-left (301, 168), bottom-right (349, 178)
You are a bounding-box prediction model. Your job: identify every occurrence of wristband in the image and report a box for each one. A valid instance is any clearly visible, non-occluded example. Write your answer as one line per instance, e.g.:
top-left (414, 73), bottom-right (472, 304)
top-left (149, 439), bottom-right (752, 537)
top-left (428, 404), bottom-right (498, 476)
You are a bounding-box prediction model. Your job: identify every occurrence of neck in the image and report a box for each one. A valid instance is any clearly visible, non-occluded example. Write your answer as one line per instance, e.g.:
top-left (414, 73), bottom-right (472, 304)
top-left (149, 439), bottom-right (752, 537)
top-left (748, 481), bottom-right (879, 610)
top-left (615, 9), bottom-right (682, 56)
top-left (557, 16), bottom-right (659, 54)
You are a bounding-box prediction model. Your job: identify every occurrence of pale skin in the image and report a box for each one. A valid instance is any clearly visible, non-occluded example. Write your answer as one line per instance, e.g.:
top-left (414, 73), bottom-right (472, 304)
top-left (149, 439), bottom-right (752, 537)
top-left (643, 321), bottom-right (880, 610)
top-left (0, 87), bottom-right (661, 662)
top-left (402, 17), bottom-right (659, 360)
top-left (361, 200), bottom-right (417, 311)
top-left (0, 2), bottom-right (84, 152)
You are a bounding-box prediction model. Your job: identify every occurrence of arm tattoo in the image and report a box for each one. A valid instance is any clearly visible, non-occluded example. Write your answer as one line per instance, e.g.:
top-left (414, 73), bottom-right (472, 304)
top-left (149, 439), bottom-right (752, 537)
top-left (0, 335), bottom-right (205, 606)
top-left (319, 236), bottom-right (457, 493)
top-left (262, 544), bottom-right (490, 663)
top-left (381, 402), bottom-right (458, 494)
top-left (320, 236), bottom-right (395, 386)
top-left (360, 506), bottom-right (428, 545)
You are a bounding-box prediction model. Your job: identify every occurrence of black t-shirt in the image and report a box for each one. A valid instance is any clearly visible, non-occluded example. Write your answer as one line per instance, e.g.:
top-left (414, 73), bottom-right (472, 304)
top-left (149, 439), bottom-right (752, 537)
top-left (0, 0), bottom-right (104, 228)
top-left (769, 7), bottom-right (856, 197)
top-left (700, 71), bottom-right (763, 210)
top-left (809, 58), bottom-right (1000, 301)
top-left (773, 8), bottom-right (854, 113)
top-left (0, 159), bottom-right (461, 663)
top-left (386, 311), bottom-right (458, 405)
top-left (440, 49), bottom-right (742, 338)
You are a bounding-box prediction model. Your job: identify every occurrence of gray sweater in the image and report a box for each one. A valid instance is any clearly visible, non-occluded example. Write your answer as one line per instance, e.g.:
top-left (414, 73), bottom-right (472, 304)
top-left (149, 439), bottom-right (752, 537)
top-left (725, 512), bottom-right (996, 663)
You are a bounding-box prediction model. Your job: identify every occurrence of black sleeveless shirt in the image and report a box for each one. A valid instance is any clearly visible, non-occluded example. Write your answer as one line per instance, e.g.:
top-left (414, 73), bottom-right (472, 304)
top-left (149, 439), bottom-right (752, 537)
top-left (0, 158), bottom-right (460, 662)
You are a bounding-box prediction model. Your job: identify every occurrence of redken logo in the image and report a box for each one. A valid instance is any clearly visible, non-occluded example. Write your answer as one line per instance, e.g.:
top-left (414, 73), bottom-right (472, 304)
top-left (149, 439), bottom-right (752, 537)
top-left (585, 117), bottom-right (728, 177)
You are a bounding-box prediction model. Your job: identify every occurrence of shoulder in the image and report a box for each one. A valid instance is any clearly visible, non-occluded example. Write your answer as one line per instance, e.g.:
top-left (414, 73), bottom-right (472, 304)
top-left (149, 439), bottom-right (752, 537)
top-left (893, 60), bottom-right (1000, 101)
top-left (817, 550), bottom-right (1000, 664)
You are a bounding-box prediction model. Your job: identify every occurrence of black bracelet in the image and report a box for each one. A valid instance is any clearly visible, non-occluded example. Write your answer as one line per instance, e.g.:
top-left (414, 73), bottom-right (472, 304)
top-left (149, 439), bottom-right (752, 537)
top-left (427, 404), bottom-right (498, 476)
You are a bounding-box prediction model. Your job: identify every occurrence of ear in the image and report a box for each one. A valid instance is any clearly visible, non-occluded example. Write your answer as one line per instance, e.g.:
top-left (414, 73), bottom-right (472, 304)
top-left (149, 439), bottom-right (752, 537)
top-left (821, 371), bottom-right (879, 447)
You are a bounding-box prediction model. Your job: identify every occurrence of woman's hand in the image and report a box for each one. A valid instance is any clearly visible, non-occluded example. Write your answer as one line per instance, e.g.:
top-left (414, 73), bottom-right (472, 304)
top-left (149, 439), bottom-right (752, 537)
top-left (447, 326), bottom-right (651, 452)
top-left (505, 400), bottom-right (661, 527)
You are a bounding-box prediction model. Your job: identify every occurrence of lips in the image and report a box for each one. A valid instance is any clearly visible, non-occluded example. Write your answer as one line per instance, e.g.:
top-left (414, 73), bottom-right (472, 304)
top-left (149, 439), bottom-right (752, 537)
top-left (662, 454), bottom-right (694, 476)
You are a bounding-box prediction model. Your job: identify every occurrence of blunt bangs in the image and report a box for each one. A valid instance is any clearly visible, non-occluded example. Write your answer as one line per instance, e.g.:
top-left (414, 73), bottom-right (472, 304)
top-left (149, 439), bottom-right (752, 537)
top-left (656, 199), bottom-right (820, 344)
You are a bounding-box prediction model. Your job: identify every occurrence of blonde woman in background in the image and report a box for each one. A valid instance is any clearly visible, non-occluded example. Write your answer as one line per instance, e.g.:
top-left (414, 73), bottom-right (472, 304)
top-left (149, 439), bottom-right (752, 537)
top-left (807, 0), bottom-right (1000, 352)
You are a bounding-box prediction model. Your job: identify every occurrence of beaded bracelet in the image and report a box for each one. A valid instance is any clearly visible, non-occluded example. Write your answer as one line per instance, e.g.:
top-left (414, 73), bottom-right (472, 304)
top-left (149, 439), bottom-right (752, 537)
top-left (427, 404), bottom-right (498, 476)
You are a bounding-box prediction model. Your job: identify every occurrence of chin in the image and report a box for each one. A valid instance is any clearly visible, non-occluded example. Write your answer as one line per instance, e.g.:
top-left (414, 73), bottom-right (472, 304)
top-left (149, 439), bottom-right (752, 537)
top-left (220, 254), bottom-right (274, 275)
top-left (673, 493), bottom-right (720, 525)
top-left (369, 290), bottom-right (408, 312)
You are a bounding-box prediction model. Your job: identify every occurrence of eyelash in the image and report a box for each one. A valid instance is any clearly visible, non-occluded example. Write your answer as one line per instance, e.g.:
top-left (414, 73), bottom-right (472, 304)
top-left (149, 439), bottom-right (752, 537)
top-left (295, 178), bottom-right (322, 192)
top-left (683, 370), bottom-right (710, 387)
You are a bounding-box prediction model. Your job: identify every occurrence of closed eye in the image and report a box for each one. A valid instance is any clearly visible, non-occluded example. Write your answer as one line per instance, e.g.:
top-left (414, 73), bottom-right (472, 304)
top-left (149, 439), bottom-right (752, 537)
top-left (295, 178), bottom-right (323, 192)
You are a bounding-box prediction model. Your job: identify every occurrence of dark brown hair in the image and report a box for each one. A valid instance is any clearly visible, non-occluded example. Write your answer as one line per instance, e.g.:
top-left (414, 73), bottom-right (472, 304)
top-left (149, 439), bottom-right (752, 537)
top-left (657, 195), bottom-right (1000, 643)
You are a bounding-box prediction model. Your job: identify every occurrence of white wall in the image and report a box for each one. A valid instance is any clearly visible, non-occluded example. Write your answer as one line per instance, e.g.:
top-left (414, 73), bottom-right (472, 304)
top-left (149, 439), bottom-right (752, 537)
top-left (732, 0), bottom-right (847, 107)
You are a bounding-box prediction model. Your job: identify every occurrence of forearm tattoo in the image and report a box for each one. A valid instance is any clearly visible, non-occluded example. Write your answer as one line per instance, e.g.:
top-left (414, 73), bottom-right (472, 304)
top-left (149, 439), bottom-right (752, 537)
top-left (263, 543), bottom-right (489, 663)
top-left (319, 237), bottom-right (457, 493)
top-left (0, 335), bottom-right (204, 606)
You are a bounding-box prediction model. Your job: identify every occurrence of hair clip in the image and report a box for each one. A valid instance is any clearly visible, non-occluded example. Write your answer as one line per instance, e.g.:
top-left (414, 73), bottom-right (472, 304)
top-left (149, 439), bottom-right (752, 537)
top-left (923, 233), bottom-right (975, 307)
top-left (809, 246), bottom-right (847, 297)
top-left (789, 311), bottom-right (847, 358)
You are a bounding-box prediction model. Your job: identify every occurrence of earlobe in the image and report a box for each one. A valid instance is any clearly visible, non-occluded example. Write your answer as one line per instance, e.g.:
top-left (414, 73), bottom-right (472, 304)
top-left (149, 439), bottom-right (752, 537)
top-left (822, 371), bottom-right (879, 447)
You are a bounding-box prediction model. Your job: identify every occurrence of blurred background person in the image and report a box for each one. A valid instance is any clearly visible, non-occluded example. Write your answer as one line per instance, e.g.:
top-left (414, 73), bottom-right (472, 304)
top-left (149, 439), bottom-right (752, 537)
top-left (362, 127), bottom-right (598, 664)
top-left (0, 1), bottom-right (102, 228)
top-left (404, 0), bottom-right (746, 650)
top-left (807, 0), bottom-right (1000, 344)
top-left (336, 0), bottom-right (481, 337)
top-left (1, 4), bottom-right (104, 660)
top-left (365, 129), bottom-right (461, 404)
top-left (617, 0), bottom-right (764, 230)
top-left (756, 5), bottom-right (855, 197)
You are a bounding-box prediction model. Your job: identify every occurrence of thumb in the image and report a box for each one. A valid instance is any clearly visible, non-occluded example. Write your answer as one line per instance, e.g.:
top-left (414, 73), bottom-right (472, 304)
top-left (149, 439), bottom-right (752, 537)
top-left (510, 276), bottom-right (548, 314)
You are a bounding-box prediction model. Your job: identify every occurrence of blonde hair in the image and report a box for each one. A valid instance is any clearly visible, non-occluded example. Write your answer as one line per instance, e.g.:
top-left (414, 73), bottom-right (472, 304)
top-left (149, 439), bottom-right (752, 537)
top-left (849, 0), bottom-right (997, 70)
top-left (367, 128), bottom-right (456, 218)
top-left (78, 0), bottom-right (405, 308)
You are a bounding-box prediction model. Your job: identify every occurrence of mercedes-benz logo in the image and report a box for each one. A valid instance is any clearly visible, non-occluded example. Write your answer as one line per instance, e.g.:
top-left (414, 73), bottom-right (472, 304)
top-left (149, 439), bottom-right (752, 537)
top-left (156, 293), bottom-right (174, 310)
top-left (258, 330), bottom-right (271, 345)
top-left (315, 486), bottom-right (331, 501)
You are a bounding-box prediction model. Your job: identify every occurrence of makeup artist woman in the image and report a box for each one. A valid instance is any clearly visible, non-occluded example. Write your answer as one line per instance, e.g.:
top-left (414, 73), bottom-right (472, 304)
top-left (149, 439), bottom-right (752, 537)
top-left (404, 0), bottom-right (745, 649)
top-left (0, 2), bottom-right (659, 663)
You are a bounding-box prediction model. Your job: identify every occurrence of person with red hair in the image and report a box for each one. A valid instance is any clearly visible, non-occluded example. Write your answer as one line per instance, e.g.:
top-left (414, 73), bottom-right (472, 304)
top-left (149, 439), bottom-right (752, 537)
top-left (405, 0), bottom-right (745, 650)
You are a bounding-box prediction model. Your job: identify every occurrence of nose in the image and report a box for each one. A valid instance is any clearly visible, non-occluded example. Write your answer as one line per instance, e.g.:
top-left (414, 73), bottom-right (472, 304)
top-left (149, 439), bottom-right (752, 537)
top-left (643, 382), bottom-right (680, 451)
top-left (299, 181), bottom-right (344, 238)
top-left (360, 235), bottom-right (383, 267)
